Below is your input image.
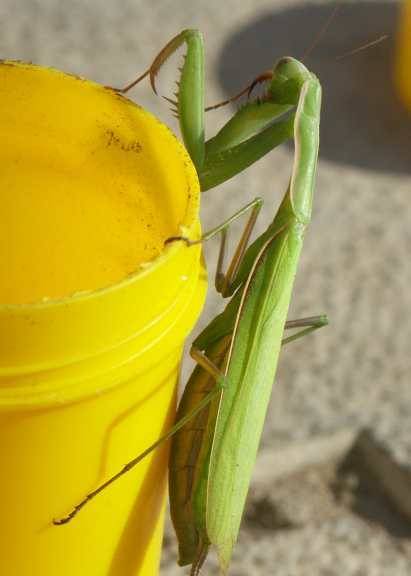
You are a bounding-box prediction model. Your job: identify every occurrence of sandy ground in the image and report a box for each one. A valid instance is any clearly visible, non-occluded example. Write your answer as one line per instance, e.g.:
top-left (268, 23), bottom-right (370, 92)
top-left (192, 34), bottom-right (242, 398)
top-left (2, 0), bottom-right (410, 573)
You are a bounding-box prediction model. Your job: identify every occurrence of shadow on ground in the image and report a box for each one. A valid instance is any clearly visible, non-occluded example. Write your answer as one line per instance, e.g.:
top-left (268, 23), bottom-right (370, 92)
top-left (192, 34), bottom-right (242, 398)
top-left (216, 2), bottom-right (411, 174)
top-left (334, 434), bottom-right (411, 540)
top-left (242, 429), bottom-right (411, 541)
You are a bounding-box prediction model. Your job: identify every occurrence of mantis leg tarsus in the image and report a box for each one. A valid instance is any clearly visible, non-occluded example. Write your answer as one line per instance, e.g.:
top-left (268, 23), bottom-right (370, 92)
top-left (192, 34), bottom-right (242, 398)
top-left (204, 69), bottom-right (273, 112)
top-left (110, 30), bottom-right (192, 95)
top-left (164, 235), bottom-right (192, 246)
top-left (108, 68), bottom-right (150, 94)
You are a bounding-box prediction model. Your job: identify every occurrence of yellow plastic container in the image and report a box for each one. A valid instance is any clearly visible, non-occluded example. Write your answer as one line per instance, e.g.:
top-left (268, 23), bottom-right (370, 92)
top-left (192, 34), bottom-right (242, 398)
top-left (0, 62), bottom-right (206, 575)
top-left (395, 0), bottom-right (411, 110)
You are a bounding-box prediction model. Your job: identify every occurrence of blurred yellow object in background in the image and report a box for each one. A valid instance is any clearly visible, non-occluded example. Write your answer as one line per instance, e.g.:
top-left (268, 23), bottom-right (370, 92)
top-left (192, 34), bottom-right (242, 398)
top-left (395, 0), bottom-right (411, 111)
top-left (0, 61), bottom-right (206, 575)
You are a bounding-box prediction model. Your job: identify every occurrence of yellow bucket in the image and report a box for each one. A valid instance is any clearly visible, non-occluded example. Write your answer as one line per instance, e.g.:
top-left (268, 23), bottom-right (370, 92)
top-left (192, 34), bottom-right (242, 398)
top-left (395, 0), bottom-right (411, 110)
top-left (0, 62), bottom-right (206, 575)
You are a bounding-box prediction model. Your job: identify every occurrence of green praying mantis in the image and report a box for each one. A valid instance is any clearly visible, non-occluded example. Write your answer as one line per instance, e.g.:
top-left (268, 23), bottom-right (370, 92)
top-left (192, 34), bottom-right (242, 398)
top-left (54, 30), bottom-right (327, 575)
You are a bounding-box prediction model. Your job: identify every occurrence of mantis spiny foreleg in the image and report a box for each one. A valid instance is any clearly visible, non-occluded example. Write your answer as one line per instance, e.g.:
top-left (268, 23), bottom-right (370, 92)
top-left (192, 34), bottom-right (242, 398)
top-left (109, 30), bottom-right (306, 191)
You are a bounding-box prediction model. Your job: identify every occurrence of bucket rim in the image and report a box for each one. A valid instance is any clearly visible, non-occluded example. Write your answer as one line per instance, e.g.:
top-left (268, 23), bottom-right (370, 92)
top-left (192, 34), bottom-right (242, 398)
top-left (0, 59), bottom-right (201, 312)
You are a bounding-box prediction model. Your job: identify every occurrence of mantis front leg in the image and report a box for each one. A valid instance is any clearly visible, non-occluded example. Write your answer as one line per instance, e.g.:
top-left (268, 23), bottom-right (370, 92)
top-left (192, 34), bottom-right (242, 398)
top-left (111, 29), bottom-right (310, 191)
top-left (116, 30), bottom-right (206, 171)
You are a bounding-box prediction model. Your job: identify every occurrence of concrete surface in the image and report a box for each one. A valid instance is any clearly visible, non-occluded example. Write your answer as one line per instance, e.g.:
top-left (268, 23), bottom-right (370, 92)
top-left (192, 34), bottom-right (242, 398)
top-left (1, 0), bottom-right (410, 573)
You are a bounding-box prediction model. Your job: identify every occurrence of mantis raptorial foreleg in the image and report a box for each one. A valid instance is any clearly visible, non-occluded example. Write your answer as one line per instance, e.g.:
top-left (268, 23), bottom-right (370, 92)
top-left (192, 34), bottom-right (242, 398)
top-left (109, 29), bottom-right (305, 191)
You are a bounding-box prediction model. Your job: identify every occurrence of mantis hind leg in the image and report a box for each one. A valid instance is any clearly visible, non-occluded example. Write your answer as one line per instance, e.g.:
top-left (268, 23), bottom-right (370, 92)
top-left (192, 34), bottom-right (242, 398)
top-left (53, 367), bottom-right (224, 526)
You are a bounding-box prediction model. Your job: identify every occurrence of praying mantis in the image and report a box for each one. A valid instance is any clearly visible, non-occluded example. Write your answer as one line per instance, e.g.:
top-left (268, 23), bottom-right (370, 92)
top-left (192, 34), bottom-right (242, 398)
top-left (54, 30), bottom-right (327, 575)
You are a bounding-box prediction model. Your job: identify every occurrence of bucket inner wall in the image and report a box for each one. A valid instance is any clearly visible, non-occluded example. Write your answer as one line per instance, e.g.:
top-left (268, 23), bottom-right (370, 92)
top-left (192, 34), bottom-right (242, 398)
top-left (0, 62), bottom-right (190, 305)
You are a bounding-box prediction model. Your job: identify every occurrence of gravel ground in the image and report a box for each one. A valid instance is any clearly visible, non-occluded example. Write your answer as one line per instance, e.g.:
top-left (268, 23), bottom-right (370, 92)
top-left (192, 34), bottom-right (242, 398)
top-left (2, 0), bottom-right (410, 573)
